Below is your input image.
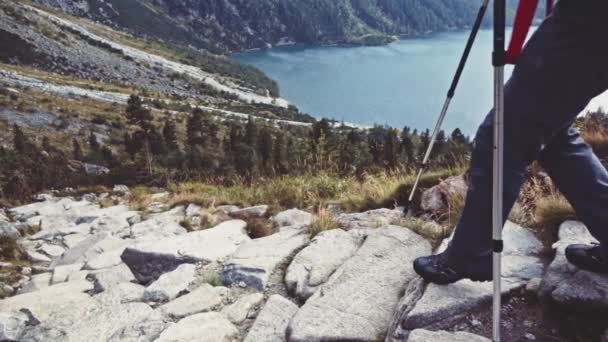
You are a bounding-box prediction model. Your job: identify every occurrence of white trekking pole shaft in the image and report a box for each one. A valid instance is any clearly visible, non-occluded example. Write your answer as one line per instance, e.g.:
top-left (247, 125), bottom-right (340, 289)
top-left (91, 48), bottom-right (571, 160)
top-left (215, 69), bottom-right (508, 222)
top-left (492, 0), bottom-right (506, 340)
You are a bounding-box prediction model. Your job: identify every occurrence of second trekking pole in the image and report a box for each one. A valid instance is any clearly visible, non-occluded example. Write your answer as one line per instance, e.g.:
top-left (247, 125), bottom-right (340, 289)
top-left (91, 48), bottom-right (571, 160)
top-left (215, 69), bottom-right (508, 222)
top-left (404, 0), bottom-right (489, 216)
top-left (492, 0), bottom-right (506, 340)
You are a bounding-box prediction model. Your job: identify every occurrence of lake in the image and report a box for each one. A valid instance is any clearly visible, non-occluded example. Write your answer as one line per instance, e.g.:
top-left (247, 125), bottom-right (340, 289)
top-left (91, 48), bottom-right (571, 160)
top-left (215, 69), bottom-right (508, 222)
top-left (234, 29), bottom-right (515, 136)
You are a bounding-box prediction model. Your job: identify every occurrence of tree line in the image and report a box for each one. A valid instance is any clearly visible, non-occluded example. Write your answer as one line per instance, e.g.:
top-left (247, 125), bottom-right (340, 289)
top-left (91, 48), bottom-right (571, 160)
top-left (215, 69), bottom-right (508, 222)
top-left (0, 95), bottom-right (472, 202)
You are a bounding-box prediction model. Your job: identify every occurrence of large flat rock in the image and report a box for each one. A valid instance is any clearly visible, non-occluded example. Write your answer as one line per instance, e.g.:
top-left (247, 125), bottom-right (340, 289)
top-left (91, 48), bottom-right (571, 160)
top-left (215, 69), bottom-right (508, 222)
top-left (221, 293), bottom-right (265, 324)
top-left (390, 222), bottom-right (544, 335)
top-left (129, 206), bottom-right (187, 241)
top-left (272, 209), bottom-right (313, 228)
top-left (156, 312), bottom-right (238, 342)
top-left (285, 228), bottom-right (363, 300)
top-left (1, 280), bottom-right (95, 322)
top-left (143, 263), bottom-right (196, 303)
top-left (287, 225), bottom-right (431, 342)
top-left (337, 208), bottom-right (403, 231)
top-left (407, 329), bottom-right (490, 342)
top-left (244, 295), bottom-right (299, 342)
top-left (107, 310), bottom-right (167, 342)
top-left (222, 228), bottom-right (310, 291)
top-left (539, 220), bottom-right (608, 312)
top-left (159, 284), bottom-right (228, 319)
top-left (122, 220), bottom-right (249, 283)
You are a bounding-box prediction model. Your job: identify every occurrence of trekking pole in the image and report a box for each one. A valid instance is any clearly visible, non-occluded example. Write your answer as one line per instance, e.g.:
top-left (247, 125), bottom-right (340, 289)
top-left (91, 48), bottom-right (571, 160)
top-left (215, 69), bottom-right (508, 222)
top-left (404, 0), bottom-right (489, 216)
top-left (492, 0), bottom-right (506, 340)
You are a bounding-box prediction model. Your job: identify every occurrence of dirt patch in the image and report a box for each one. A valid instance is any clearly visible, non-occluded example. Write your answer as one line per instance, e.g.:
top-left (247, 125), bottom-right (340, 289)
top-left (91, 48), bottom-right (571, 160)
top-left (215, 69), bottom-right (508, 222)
top-left (445, 288), bottom-right (606, 342)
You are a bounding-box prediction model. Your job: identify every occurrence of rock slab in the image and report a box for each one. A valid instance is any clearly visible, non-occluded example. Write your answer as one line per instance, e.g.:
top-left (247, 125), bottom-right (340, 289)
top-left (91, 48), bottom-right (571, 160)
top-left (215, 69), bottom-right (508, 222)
top-left (539, 220), bottom-right (608, 312)
top-left (143, 263), bottom-right (196, 303)
top-left (285, 228), bottom-right (362, 300)
top-left (160, 284), bottom-right (228, 319)
top-left (222, 228), bottom-right (309, 291)
top-left (122, 220), bottom-right (249, 283)
top-left (287, 225), bottom-right (431, 342)
top-left (394, 222), bottom-right (544, 333)
top-left (156, 312), bottom-right (238, 342)
top-left (407, 329), bottom-right (490, 342)
top-left (244, 295), bottom-right (298, 342)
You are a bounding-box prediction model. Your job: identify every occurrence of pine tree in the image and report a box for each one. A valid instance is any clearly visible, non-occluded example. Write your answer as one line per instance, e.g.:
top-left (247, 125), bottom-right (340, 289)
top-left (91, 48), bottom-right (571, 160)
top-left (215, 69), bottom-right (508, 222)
top-left (126, 95), bottom-right (155, 174)
top-left (273, 132), bottom-right (287, 175)
top-left (245, 116), bottom-right (258, 147)
top-left (258, 128), bottom-right (273, 173)
top-left (163, 120), bottom-right (179, 150)
top-left (384, 128), bottom-right (399, 169)
top-left (450, 128), bottom-right (467, 145)
top-left (72, 138), bottom-right (83, 160)
top-left (13, 124), bottom-right (27, 153)
top-left (432, 130), bottom-right (447, 159)
top-left (418, 129), bottom-right (431, 162)
top-left (400, 126), bottom-right (415, 164)
top-left (124, 133), bottom-right (140, 160)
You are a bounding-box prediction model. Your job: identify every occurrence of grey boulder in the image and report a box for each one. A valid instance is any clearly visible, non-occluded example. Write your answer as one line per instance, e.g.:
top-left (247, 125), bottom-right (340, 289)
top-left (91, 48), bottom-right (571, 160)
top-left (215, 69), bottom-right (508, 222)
top-left (287, 226), bottom-right (431, 342)
top-left (156, 312), bottom-right (238, 342)
top-left (244, 295), bottom-right (298, 342)
top-left (539, 220), bottom-right (608, 312)
top-left (143, 263), bottom-right (196, 303)
top-left (407, 329), bottom-right (490, 342)
top-left (337, 208), bottom-right (403, 231)
top-left (391, 221), bottom-right (544, 333)
top-left (285, 228), bottom-right (362, 300)
top-left (272, 209), bottom-right (313, 228)
top-left (222, 228), bottom-right (310, 291)
top-left (159, 284), bottom-right (228, 319)
top-left (122, 220), bottom-right (249, 283)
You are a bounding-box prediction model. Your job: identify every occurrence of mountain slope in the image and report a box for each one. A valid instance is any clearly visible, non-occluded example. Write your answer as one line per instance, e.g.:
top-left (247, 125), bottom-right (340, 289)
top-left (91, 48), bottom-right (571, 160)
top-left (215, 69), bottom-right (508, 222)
top-left (33, 0), bottom-right (489, 53)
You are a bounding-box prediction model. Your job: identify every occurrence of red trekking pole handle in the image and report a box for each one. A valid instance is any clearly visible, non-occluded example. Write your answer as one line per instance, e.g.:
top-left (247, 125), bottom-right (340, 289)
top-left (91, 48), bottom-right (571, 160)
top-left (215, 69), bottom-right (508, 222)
top-left (506, 0), bottom-right (554, 64)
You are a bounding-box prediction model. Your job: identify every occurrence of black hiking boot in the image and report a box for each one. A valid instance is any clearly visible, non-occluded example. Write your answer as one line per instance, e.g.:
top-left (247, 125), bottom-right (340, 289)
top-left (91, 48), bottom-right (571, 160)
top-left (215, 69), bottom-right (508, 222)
top-left (565, 243), bottom-right (608, 274)
top-left (413, 251), bottom-right (492, 285)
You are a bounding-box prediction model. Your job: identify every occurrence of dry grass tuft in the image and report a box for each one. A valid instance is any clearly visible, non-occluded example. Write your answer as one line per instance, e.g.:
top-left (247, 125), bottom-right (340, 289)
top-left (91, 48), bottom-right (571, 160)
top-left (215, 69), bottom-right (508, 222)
top-left (532, 193), bottom-right (577, 248)
top-left (127, 186), bottom-right (158, 211)
top-left (246, 218), bottom-right (274, 239)
top-left (0, 236), bottom-right (27, 261)
top-left (392, 216), bottom-right (450, 246)
top-left (308, 207), bottom-right (341, 238)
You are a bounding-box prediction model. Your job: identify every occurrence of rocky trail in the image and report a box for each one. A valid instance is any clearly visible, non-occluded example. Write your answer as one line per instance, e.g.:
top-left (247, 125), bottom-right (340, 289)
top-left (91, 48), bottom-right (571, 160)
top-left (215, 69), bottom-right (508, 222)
top-left (1, 189), bottom-right (607, 341)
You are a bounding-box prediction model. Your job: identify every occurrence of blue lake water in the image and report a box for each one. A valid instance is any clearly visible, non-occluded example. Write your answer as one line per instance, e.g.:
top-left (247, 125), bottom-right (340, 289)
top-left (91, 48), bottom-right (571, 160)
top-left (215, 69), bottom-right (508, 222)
top-left (234, 29), bottom-right (518, 136)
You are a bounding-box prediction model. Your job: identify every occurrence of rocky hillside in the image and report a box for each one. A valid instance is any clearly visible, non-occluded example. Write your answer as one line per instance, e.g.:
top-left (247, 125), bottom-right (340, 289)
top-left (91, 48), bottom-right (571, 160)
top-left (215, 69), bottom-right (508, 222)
top-left (33, 0), bottom-right (489, 53)
top-left (0, 183), bottom-right (607, 341)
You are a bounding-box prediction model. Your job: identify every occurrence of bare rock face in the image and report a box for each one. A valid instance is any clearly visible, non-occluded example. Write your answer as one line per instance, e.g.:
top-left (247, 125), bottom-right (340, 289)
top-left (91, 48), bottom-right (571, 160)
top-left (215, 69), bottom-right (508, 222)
top-left (407, 329), bottom-right (490, 342)
top-left (287, 226), bottom-right (431, 342)
top-left (337, 208), bottom-right (403, 231)
top-left (390, 222), bottom-right (544, 335)
top-left (222, 228), bottom-right (310, 291)
top-left (420, 175), bottom-right (467, 213)
top-left (156, 312), bottom-right (239, 342)
top-left (221, 293), bottom-right (265, 324)
top-left (539, 220), bottom-right (608, 312)
top-left (272, 209), bottom-right (313, 228)
top-left (143, 263), bottom-right (196, 303)
top-left (244, 295), bottom-right (299, 342)
top-left (159, 284), bottom-right (229, 319)
top-left (285, 229), bottom-right (363, 300)
top-left (122, 220), bottom-right (249, 283)
top-left (0, 311), bottom-right (30, 341)
top-left (230, 205), bottom-right (269, 220)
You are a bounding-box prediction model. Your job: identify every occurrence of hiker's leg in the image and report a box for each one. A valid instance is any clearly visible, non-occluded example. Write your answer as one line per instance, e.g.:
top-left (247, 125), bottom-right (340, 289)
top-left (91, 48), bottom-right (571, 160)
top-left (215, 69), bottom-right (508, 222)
top-left (539, 126), bottom-right (608, 250)
top-left (448, 2), bottom-right (608, 263)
